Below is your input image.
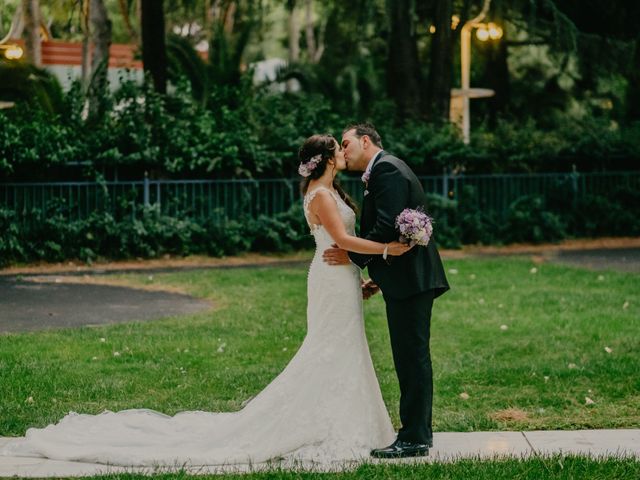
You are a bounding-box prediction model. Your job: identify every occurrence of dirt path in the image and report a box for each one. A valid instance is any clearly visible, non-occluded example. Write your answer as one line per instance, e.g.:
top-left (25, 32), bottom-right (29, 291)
top-left (2, 237), bottom-right (638, 276)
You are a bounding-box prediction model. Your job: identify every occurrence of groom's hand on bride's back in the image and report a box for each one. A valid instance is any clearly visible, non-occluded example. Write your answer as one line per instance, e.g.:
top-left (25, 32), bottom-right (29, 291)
top-left (323, 244), bottom-right (351, 265)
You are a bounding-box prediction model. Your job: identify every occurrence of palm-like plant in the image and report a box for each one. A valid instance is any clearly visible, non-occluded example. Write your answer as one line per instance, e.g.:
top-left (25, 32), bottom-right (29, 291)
top-left (0, 58), bottom-right (63, 113)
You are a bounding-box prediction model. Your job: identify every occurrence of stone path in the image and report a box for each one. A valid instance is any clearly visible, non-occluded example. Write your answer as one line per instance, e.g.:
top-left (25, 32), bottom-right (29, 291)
top-left (0, 429), bottom-right (638, 476)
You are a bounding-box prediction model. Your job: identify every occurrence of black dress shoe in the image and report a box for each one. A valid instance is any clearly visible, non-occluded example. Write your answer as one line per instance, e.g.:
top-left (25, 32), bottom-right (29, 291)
top-left (370, 440), bottom-right (429, 459)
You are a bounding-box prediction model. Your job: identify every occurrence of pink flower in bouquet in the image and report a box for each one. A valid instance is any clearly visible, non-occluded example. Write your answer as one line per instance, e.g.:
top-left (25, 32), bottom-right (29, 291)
top-left (395, 207), bottom-right (433, 247)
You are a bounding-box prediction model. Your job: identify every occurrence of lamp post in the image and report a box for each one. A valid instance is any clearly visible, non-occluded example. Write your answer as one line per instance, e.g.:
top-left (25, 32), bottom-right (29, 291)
top-left (452, 0), bottom-right (503, 144)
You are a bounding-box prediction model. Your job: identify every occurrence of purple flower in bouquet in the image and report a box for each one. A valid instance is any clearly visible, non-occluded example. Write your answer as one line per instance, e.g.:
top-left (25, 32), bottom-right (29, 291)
top-left (395, 208), bottom-right (433, 247)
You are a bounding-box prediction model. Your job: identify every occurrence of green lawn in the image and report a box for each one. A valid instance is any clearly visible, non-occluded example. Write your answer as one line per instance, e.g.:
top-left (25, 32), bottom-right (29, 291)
top-left (68, 456), bottom-right (640, 479)
top-left (1, 257), bottom-right (639, 477)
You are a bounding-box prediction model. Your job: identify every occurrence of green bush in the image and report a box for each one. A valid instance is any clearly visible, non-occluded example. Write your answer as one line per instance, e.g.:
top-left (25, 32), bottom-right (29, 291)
top-left (1, 200), bottom-right (315, 265)
top-left (2, 185), bottom-right (640, 266)
top-left (1, 79), bottom-right (638, 181)
top-left (424, 193), bottom-right (461, 249)
top-left (502, 195), bottom-right (567, 244)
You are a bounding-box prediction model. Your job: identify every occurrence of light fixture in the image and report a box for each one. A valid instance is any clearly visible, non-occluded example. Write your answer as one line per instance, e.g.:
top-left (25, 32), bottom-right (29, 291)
top-left (1, 44), bottom-right (24, 60)
top-left (487, 22), bottom-right (503, 40)
top-left (429, 25), bottom-right (436, 34)
top-left (475, 26), bottom-right (490, 41)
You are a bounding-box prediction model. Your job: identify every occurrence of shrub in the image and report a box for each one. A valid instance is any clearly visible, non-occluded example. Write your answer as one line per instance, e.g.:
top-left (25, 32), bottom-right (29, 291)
top-left (502, 195), bottom-right (566, 244)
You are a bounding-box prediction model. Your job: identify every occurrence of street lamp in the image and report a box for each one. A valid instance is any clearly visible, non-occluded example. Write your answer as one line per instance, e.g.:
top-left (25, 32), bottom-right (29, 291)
top-left (452, 0), bottom-right (502, 144)
top-left (0, 43), bottom-right (24, 60)
top-left (476, 22), bottom-right (503, 42)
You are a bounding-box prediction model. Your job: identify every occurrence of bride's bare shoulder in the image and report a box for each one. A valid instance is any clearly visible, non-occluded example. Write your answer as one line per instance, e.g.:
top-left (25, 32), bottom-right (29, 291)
top-left (307, 188), bottom-right (338, 213)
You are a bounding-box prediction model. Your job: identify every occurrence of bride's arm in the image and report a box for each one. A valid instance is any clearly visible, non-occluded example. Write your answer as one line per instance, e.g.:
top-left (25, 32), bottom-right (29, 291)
top-left (309, 191), bottom-right (411, 256)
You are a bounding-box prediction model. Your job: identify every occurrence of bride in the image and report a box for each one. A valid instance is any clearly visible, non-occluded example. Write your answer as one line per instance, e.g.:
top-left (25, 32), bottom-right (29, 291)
top-left (1, 134), bottom-right (412, 467)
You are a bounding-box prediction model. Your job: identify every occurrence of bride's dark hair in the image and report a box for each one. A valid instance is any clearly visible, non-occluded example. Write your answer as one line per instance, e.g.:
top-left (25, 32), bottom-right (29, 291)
top-left (298, 134), bottom-right (358, 213)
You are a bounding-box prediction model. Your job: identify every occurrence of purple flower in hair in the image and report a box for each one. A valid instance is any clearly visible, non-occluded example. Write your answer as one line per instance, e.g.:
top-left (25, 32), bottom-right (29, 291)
top-left (298, 154), bottom-right (323, 177)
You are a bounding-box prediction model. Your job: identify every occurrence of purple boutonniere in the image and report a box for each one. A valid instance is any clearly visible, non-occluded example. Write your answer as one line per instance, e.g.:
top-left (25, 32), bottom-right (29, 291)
top-left (361, 170), bottom-right (370, 185)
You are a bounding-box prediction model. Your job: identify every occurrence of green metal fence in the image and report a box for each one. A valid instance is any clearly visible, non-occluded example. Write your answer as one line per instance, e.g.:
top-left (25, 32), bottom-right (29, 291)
top-left (1, 172), bottom-right (638, 223)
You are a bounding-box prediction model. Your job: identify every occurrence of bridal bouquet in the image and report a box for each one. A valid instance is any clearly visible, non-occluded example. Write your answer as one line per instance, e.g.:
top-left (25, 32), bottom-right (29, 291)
top-left (395, 208), bottom-right (433, 247)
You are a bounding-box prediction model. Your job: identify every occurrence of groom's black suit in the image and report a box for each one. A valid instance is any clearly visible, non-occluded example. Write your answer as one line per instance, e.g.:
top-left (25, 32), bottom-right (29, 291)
top-left (348, 151), bottom-right (449, 445)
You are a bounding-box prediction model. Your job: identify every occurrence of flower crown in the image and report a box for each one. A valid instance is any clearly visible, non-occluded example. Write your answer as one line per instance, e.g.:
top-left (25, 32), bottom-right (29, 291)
top-left (298, 154), bottom-right (323, 177)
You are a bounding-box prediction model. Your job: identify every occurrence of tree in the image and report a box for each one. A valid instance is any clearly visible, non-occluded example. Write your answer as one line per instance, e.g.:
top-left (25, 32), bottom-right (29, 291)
top-left (627, 36), bottom-right (640, 121)
top-left (303, 0), bottom-right (323, 63)
top-left (141, 0), bottom-right (168, 94)
top-left (481, 0), bottom-right (509, 121)
top-left (426, 0), bottom-right (453, 122)
top-left (21, 0), bottom-right (41, 66)
top-left (117, 0), bottom-right (138, 41)
top-left (89, 0), bottom-right (112, 116)
top-left (386, 0), bottom-right (422, 118)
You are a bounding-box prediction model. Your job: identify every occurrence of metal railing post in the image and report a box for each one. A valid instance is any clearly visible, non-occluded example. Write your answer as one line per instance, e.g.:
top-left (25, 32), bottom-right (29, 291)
top-left (143, 172), bottom-right (150, 208)
top-left (442, 168), bottom-right (449, 198)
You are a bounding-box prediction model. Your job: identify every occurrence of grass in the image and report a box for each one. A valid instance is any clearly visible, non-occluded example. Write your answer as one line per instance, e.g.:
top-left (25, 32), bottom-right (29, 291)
top-left (0, 257), bottom-right (639, 477)
top-left (73, 455), bottom-right (640, 479)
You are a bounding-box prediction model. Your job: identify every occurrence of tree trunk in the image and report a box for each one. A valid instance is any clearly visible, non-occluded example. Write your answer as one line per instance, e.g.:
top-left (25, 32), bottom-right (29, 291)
top-left (484, 3), bottom-right (509, 123)
top-left (287, 0), bottom-right (299, 63)
top-left (286, 0), bottom-right (299, 92)
top-left (118, 0), bottom-right (137, 41)
top-left (21, 0), bottom-right (41, 66)
top-left (304, 0), bottom-right (324, 63)
top-left (81, 0), bottom-right (91, 91)
top-left (89, 0), bottom-right (112, 116)
top-left (426, 0), bottom-right (453, 122)
top-left (387, 0), bottom-right (422, 118)
top-left (141, 0), bottom-right (167, 94)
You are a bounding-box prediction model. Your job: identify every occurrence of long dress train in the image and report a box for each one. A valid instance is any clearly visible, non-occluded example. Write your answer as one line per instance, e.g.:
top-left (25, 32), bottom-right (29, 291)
top-left (1, 186), bottom-right (394, 466)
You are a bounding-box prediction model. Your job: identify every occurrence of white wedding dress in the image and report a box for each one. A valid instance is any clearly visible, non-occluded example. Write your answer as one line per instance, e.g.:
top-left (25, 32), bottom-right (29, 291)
top-left (1, 186), bottom-right (395, 467)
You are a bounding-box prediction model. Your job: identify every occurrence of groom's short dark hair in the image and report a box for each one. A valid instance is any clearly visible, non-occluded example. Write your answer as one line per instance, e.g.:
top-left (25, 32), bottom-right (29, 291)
top-left (342, 123), bottom-right (383, 149)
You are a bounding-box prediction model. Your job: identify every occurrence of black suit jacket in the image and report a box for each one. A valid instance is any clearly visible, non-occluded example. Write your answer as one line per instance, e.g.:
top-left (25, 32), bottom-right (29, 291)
top-left (348, 152), bottom-right (450, 300)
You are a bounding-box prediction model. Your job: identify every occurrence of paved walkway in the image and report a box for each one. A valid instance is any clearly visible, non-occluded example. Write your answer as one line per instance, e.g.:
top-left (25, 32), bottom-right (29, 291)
top-left (0, 429), bottom-right (638, 476)
top-left (0, 276), bottom-right (212, 333)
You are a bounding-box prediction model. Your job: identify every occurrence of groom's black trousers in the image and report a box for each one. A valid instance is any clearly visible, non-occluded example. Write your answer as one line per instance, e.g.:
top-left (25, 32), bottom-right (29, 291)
top-left (383, 289), bottom-right (434, 445)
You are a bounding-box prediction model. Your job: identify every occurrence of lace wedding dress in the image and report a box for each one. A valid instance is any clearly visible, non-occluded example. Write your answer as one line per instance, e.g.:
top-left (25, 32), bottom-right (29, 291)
top-left (1, 186), bottom-right (395, 467)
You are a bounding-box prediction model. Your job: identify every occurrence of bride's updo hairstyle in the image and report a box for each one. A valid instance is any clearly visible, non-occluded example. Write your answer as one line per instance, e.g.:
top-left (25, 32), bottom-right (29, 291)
top-left (298, 134), bottom-right (358, 213)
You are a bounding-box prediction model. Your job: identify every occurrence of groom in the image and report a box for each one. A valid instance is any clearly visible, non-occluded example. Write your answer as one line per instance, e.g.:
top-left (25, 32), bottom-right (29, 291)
top-left (323, 123), bottom-right (449, 458)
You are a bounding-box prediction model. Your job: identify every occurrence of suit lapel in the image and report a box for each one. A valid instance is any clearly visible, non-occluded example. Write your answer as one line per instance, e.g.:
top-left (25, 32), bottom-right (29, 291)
top-left (360, 151), bottom-right (387, 235)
